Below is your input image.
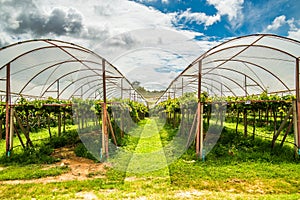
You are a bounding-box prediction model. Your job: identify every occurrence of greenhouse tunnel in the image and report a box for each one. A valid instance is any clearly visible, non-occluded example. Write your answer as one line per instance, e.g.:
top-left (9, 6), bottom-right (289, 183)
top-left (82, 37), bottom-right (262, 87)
top-left (1, 34), bottom-right (300, 159)
top-left (157, 34), bottom-right (300, 158)
top-left (0, 39), bottom-right (146, 156)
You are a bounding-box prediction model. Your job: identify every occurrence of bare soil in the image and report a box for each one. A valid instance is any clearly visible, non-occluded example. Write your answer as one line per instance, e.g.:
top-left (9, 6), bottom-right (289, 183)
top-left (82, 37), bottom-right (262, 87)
top-left (0, 146), bottom-right (108, 185)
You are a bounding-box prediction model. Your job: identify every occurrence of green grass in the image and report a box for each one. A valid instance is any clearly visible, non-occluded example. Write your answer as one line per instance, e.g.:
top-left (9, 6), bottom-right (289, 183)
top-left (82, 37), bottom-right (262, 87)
top-left (0, 118), bottom-right (299, 199)
top-left (0, 165), bottom-right (69, 181)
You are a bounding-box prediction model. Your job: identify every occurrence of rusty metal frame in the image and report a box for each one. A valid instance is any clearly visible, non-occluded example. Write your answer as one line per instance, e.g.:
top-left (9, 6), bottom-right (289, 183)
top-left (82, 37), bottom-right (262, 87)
top-left (5, 63), bottom-right (10, 155)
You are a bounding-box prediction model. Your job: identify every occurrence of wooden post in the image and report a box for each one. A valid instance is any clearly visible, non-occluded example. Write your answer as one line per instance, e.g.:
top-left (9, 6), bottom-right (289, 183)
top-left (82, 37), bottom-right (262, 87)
top-left (102, 59), bottom-right (109, 159)
top-left (0, 118), bottom-right (2, 140)
top-left (196, 60), bottom-right (203, 159)
top-left (9, 108), bottom-right (14, 154)
top-left (121, 78), bottom-right (123, 99)
top-left (58, 112), bottom-right (61, 136)
top-left (57, 80), bottom-right (60, 100)
top-left (5, 63), bottom-right (11, 156)
top-left (182, 78), bottom-right (184, 97)
top-left (293, 101), bottom-right (299, 156)
top-left (295, 58), bottom-right (300, 156)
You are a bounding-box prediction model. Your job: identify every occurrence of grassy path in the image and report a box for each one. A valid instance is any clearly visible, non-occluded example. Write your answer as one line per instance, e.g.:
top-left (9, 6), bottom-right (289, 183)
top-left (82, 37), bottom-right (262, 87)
top-left (124, 118), bottom-right (170, 182)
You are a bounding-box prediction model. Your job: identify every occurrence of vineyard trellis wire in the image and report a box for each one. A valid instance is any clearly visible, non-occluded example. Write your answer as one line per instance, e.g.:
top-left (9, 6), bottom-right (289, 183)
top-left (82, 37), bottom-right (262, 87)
top-left (1, 34), bottom-right (300, 160)
top-left (157, 34), bottom-right (300, 158)
top-left (0, 39), bottom-right (146, 157)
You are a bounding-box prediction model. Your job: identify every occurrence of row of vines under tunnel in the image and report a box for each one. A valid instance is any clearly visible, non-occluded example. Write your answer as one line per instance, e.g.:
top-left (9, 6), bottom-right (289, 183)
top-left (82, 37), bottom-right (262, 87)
top-left (0, 89), bottom-right (298, 160)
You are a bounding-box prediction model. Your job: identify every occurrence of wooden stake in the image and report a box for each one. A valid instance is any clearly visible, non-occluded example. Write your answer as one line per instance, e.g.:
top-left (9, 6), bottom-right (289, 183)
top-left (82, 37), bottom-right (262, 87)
top-left (272, 106), bottom-right (293, 148)
top-left (9, 107), bottom-right (14, 153)
top-left (14, 112), bottom-right (33, 147)
top-left (5, 63), bottom-right (10, 156)
top-left (14, 125), bottom-right (25, 149)
top-left (107, 112), bottom-right (117, 146)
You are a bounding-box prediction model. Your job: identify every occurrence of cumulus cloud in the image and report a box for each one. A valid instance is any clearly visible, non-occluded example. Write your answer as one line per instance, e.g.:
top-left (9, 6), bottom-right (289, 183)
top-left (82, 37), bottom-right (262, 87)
top-left (288, 29), bottom-right (300, 41)
top-left (135, 0), bottom-right (169, 3)
top-left (266, 15), bottom-right (299, 39)
top-left (207, 0), bottom-right (244, 29)
top-left (172, 0), bottom-right (244, 29)
top-left (267, 15), bottom-right (287, 31)
top-left (175, 8), bottom-right (221, 27)
top-left (0, 0), bottom-right (211, 88)
top-left (7, 7), bottom-right (83, 36)
top-left (0, 32), bottom-right (15, 47)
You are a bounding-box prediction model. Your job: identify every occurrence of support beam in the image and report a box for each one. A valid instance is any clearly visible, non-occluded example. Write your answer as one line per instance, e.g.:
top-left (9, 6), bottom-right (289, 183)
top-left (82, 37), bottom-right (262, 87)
top-left (196, 60), bottom-right (204, 159)
top-left (101, 59), bottom-right (109, 159)
top-left (9, 107), bottom-right (14, 154)
top-left (57, 80), bottom-right (60, 100)
top-left (5, 63), bottom-right (11, 156)
top-left (296, 57), bottom-right (300, 156)
top-left (121, 78), bottom-right (123, 99)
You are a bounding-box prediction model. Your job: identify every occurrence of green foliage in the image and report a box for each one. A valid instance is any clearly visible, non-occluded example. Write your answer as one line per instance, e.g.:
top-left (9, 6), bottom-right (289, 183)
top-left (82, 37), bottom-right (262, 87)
top-left (205, 126), bottom-right (296, 163)
top-left (74, 143), bottom-right (97, 160)
top-left (0, 145), bottom-right (56, 165)
top-left (0, 165), bottom-right (69, 181)
top-left (49, 130), bottom-right (80, 149)
top-left (0, 128), bottom-right (79, 165)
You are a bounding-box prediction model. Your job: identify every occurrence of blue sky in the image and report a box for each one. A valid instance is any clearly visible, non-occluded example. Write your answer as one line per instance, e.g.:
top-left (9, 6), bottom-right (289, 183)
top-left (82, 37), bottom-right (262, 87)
top-left (130, 0), bottom-right (300, 40)
top-left (0, 0), bottom-right (299, 90)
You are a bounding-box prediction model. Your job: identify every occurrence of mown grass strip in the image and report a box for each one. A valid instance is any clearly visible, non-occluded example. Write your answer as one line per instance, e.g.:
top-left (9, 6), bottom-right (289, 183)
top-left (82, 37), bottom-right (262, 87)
top-left (124, 118), bottom-right (170, 180)
top-left (0, 165), bottom-right (69, 181)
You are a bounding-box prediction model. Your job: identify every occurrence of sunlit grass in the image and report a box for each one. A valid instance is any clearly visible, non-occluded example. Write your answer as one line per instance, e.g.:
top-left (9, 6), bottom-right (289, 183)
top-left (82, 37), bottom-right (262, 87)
top-left (0, 165), bottom-right (69, 181)
top-left (0, 119), bottom-right (299, 199)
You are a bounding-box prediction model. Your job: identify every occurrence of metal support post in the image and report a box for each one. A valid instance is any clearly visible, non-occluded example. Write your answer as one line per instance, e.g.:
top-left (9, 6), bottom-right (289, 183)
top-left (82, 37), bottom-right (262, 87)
top-left (196, 60), bottom-right (204, 159)
top-left (101, 59), bottom-right (109, 159)
top-left (5, 63), bottom-right (11, 156)
top-left (295, 58), bottom-right (300, 156)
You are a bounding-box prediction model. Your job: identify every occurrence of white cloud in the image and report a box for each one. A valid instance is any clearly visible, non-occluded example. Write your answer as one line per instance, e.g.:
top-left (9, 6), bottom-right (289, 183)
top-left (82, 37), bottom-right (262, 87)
top-left (288, 29), bottom-right (300, 41)
top-left (0, 32), bottom-right (14, 47)
top-left (0, 0), bottom-right (211, 90)
top-left (267, 15), bottom-right (287, 31)
top-left (207, 0), bottom-right (244, 29)
top-left (174, 8), bottom-right (221, 27)
top-left (173, 0), bottom-right (244, 29)
top-left (265, 15), bottom-right (300, 39)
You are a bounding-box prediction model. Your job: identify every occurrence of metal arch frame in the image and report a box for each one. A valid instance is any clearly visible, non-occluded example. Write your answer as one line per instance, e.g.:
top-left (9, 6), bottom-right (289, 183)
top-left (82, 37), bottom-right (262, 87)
top-left (192, 34), bottom-right (300, 65)
top-left (159, 34), bottom-right (300, 103)
top-left (69, 76), bottom-right (139, 101)
top-left (203, 69), bottom-right (264, 95)
top-left (174, 76), bottom-right (238, 97)
top-left (69, 78), bottom-right (120, 100)
top-left (79, 82), bottom-right (119, 100)
top-left (186, 82), bottom-right (226, 97)
top-left (202, 66), bottom-right (266, 91)
top-left (1, 38), bottom-right (146, 102)
top-left (0, 39), bottom-right (95, 55)
top-left (180, 72), bottom-right (248, 95)
top-left (201, 78), bottom-right (237, 96)
top-left (41, 64), bottom-right (124, 99)
top-left (0, 45), bottom-right (92, 71)
top-left (18, 59), bottom-right (101, 94)
top-left (18, 59), bottom-right (131, 100)
top-left (202, 44), bottom-right (296, 75)
top-left (203, 59), bottom-right (292, 93)
top-left (42, 69), bottom-right (103, 98)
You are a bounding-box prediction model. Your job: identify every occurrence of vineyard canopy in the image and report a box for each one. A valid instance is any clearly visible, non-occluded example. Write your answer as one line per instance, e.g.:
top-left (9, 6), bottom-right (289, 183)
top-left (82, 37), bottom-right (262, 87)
top-left (158, 34), bottom-right (300, 102)
top-left (0, 39), bottom-right (146, 104)
top-left (0, 34), bottom-right (300, 103)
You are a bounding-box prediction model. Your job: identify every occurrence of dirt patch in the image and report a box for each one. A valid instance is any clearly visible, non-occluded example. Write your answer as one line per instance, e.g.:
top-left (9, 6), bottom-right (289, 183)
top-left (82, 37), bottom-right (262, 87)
top-left (0, 146), bottom-right (108, 185)
top-left (75, 191), bottom-right (98, 200)
top-left (175, 190), bottom-right (212, 199)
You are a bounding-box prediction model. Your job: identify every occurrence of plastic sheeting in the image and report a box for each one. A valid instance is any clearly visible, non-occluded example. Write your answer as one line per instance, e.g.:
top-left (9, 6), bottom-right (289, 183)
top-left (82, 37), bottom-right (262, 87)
top-left (0, 39), bottom-right (146, 104)
top-left (158, 34), bottom-right (300, 102)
